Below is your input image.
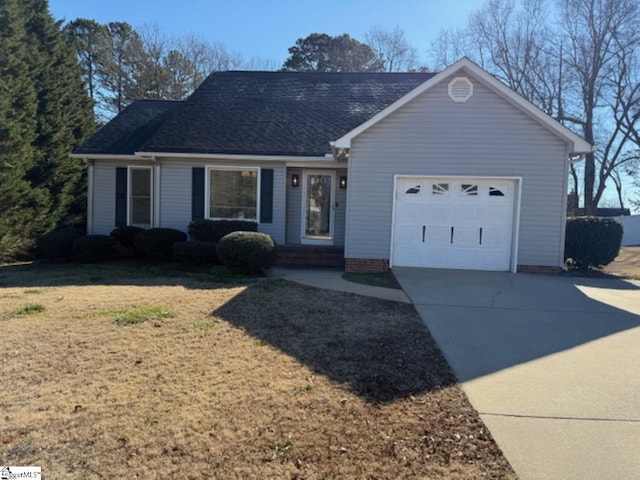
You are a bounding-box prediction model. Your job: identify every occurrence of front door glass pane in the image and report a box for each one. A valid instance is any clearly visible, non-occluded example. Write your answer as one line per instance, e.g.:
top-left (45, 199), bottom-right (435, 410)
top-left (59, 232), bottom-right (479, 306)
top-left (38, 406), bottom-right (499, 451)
top-left (305, 174), bottom-right (332, 237)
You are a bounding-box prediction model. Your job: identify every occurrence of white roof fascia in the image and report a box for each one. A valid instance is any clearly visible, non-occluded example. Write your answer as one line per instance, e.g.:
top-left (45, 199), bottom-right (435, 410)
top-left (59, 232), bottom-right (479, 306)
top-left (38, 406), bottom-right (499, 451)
top-left (69, 153), bottom-right (142, 161)
top-left (135, 151), bottom-right (328, 162)
top-left (332, 57), bottom-right (593, 155)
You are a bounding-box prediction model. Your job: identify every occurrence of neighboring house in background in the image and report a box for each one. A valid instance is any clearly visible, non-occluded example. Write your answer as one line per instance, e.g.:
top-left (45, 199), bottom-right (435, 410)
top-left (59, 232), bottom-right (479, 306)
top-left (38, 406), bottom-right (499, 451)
top-left (72, 58), bottom-right (592, 273)
top-left (567, 192), bottom-right (630, 217)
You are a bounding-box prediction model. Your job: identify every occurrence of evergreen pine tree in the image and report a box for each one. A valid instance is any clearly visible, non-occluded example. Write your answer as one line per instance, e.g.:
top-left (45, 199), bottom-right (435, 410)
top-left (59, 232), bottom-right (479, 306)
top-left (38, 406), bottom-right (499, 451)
top-left (25, 0), bottom-right (95, 230)
top-left (0, 0), bottom-right (95, 261)
top-left (0, 0), bottom-right (48, 260)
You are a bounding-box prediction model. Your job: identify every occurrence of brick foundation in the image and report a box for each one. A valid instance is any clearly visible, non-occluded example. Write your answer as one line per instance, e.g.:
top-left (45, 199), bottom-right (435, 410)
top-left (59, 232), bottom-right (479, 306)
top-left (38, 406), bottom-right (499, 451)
top-left (517, 265), bottom-right (564, 275)
top-left (345, 258), bottom-right (390, 273)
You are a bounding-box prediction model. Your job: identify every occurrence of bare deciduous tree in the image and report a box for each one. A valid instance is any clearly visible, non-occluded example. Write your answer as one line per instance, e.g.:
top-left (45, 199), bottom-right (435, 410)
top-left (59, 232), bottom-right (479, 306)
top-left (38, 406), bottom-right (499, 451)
top-left (241, 55), bottom-right (280, 71)
top-left (365, 25), bottom-right (418, 72)
top-left (178, 35), bottom-right (243, 92)
top-left (429, 27), bottom-right (471, 70)
top-left (559, 0), bottom-right (640, 213)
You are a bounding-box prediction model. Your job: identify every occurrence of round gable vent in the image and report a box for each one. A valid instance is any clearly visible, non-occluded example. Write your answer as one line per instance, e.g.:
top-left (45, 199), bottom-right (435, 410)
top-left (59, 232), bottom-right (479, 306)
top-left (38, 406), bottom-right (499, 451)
top-left (448, 76), bottom-right (473, 102)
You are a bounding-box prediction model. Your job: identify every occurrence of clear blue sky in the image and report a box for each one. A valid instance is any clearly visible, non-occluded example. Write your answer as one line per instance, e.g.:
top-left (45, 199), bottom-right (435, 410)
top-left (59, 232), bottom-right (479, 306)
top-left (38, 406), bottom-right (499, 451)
top-left (49, 0), bottom-right (484, 67)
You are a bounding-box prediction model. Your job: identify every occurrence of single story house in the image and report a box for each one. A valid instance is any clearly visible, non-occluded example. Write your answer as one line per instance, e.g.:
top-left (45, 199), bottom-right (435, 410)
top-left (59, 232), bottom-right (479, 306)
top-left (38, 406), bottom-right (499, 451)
top-left (72, 57), bottom-right (592, 273)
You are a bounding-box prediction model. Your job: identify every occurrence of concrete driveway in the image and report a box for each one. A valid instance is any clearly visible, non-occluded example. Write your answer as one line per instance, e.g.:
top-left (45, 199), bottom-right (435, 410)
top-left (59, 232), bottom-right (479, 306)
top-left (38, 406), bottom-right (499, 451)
top-left (394, 268), bottom-right (640, 480)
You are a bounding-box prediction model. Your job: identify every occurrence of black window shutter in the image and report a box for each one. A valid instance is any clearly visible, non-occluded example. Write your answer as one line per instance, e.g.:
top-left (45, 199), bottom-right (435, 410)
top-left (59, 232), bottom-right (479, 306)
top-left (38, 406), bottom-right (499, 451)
top-left (260, 169), bottom-right (274, 224)
top-left (192, 167), bottom-right (205, 221)
top-left (115, 167), bottom-right (127, 227)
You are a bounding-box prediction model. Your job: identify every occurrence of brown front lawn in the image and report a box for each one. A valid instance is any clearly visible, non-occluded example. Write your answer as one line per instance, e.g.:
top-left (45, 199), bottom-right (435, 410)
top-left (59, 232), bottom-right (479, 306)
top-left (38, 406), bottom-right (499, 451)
top-left (0, 261), bottom-right (516, 479)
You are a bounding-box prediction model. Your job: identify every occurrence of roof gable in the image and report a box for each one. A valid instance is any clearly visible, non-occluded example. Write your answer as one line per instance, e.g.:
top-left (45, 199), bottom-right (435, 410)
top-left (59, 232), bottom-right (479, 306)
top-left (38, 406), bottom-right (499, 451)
top-left (332, 57), bottom-right (592, 155)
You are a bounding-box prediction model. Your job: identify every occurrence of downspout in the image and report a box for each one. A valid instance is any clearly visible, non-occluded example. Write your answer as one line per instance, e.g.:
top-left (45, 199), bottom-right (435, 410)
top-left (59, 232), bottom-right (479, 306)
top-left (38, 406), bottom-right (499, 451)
top-left (84, 157), bottom-right (94, 234)
top-left (152, 156), bottom-right (160, 228)
top-left (560, 147), bottom-right (585, 268)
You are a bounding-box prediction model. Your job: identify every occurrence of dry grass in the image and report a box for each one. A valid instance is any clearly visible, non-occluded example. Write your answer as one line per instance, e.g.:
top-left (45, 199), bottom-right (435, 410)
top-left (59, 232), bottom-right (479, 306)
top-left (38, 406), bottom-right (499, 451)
top-left (603, 246), bottom-right (640, 279)
top-left (0, 261), bottom-right (516, 479)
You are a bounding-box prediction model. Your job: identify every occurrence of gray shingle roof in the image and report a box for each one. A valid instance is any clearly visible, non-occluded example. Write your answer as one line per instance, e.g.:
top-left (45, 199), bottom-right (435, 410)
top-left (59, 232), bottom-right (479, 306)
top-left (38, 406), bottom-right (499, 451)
top-left (74, 100), bottom-right (182, 155)
top-left (78, 71), bottom-right (437, 157)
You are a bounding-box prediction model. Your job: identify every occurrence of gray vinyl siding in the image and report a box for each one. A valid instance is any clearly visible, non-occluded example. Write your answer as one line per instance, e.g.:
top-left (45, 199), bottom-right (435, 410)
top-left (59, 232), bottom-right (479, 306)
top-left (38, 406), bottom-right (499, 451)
top-left (334, 169), bottom-right (347, 246)
top-left (346, 70), bottom-right (569, 268)
top-left (158, 162), bottom-right (192, 231)
top-left (285, 167), bottom-right (347, 246)
top-left (159, 160), bottom-right (286, 244)
top-left (91, 162), bottom-right (116, 235)
top-left (286, 168), bottom-right (302, 244)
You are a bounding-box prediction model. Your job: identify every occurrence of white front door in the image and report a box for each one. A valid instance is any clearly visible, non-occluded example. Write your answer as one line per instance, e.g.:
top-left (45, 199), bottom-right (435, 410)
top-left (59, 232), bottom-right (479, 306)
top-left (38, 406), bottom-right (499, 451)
top-left (301, 171), bottom-right (335, 245)
top-left (392, 177), bottom-right (517, 271)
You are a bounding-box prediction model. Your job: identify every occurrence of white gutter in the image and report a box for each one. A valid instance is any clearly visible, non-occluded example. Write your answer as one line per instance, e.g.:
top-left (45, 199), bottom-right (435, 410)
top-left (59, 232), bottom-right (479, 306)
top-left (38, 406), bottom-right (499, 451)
top-left (70, 153), bottom-right (141, 161)
top-left (135, 151), bottom-right (328, 162)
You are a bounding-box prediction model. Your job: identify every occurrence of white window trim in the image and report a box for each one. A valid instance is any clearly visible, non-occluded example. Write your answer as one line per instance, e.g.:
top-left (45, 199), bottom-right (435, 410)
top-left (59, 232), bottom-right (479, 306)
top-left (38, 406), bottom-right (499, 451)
top-left (127, 165), bottom-right (153, 228)
top-left (205, 165), bottom-right (261, 223)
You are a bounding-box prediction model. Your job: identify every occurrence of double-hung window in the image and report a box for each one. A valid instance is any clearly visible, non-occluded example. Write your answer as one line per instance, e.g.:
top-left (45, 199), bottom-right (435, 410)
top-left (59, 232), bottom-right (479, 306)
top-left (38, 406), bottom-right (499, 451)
top-left (207, 167), bottom-right (259, 221)
top-left (129, 167), bottom-right (152, 227)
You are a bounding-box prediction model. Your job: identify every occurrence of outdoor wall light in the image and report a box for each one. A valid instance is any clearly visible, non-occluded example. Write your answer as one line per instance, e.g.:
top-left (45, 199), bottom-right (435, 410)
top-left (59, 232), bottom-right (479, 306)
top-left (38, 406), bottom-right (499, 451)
top-left (339, 176), bottom-right (347, 189)
top-left (291, 174), bottom-right (299, 187)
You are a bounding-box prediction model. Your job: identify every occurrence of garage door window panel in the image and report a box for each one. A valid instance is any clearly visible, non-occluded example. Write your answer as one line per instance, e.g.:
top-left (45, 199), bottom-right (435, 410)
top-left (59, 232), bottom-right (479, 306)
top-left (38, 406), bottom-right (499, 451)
top-left (461, 184), bottom-right (478, 196)
top-left (432, 183), bottom-right (450, 195)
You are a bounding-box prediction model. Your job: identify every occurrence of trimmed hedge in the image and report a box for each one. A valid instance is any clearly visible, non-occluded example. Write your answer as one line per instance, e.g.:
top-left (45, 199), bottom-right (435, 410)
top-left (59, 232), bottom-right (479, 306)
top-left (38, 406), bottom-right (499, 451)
top-left (172, 241), bottom-right (219, 263)
top-left (188, 219), bottom-right (257, 243)
top-left (217, 231), bottom-right (277, 274)
top-left (35, 228), bottom-right (85, 262)
top-left (133, 228), bottom-right (187, 259)
top-left (73, 235), bottom-right (116, 263)
top-left (565, 217), bottom-right (623, 270)
top-left (110, 226), bottom-right (145, 250)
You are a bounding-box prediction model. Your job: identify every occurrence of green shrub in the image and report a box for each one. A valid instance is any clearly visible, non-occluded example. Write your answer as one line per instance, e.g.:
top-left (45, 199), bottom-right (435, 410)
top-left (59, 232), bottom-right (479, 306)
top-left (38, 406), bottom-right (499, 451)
top-left (217, 231), bottom-right (277, 275)
top-left (565, 217), bottom-right (623, 270)
top-left (35, 228), bottom-right (85, 262)
top-left (133, 228), bottom-right (187, 259)
top-left (187, 219), bottom-right (257, 242)
top-left (172, 240), bottom-right (219, 263)
top-left (73, 235), bottom-right (116, 263)
top-left (110, 226), bottom-right (145, 250)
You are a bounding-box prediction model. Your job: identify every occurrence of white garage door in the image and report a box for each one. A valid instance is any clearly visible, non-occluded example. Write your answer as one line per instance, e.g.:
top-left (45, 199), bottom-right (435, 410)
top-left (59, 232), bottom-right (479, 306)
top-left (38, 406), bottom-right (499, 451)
top-left (392, 177), bottom-right (517, 271)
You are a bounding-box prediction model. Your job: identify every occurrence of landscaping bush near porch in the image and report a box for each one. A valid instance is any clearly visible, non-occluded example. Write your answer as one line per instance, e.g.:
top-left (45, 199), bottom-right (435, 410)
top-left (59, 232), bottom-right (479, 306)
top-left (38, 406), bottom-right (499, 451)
top-left (110, 226), bottom-right (145, 253)
top-left (72, 235), bottom-right (117, 263)
top-left (565, 217), bottom-right (623, 270)
top-left (133, 228), bottom-right (187, 258)
top-left (188, 219), bottom-right (257, 242)
top-left (172, 240), bottom-right (219, 263)
top-left (217, 231), bottom-right (277, 274)
top-left (35, 227), bottom-right (85, 261)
